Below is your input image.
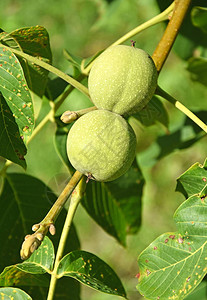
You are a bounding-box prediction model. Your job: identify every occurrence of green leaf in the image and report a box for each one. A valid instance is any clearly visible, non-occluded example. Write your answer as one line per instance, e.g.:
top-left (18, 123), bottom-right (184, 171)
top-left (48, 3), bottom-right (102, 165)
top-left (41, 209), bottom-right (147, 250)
top-left (138, 113), bottom-right (206, 168)
top-left (17, 237), bottom-right (54, 274)
top-left (63, 49), bottom-right (82, 70)
top-left (176, 158), bottom-right (207, 198)
top-left (137, 161), bottom-right (207, 300)
top-left (0, 236), bottom-right (80, 300)
top-left (57, 250), bottom-right (126, 298)
top-left (0, 46), bottom-right (34, 143)
top-left (0, 94), bottom-right (27, 168)
top-left (0, 287), bottom-right (32, 299)
top-left (0, 265), bottom-right (80, 300)
top-left (82, 160), bottom-right (144, 245)
top-left (82, 49), bottom-right (103, 70)
top-left (185, 279), bottom-right (207, 299)
top-left (0, 173), bottom-right (80, 272)
top-left (133, 96), bottom-right (169, 128)
top-left (155, 114), bottom-right (206, 160)
top-left (1, 26), bottom-right (52, 97)
top-left (0, 265), bottom-right (49, 287)
top-left (191, 6), bottom-right (207, 33)
top-left (45, 76), bottom-right (68, 101)
top-left (34, 96), bottom-right (51, 126)
top-left (54, 277), bottom-right (80, 300)
top-left (187, 57), bottom-right (207, 87)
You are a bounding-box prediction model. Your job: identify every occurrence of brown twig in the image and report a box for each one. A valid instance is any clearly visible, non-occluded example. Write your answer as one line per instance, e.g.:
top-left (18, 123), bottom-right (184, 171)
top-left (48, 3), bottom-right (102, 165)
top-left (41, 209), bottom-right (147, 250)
top-left (152, 0), bottom-right (192, 72)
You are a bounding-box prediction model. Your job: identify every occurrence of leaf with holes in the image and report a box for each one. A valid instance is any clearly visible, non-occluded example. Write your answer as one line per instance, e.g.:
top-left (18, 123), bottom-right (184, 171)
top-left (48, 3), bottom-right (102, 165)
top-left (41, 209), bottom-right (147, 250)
top-left (0, 93), bottom-right (27, 168)
top-left (176, 158), bottom-right (207, 198)
top-left (137, 163), bottom-right (207, 300)
top-left (1, 26), bottom-right (52, 97)
top-left (57, 250), bottom-right (126, 298)
top-left (82, 160), bottom-right (144, 245)
top-left (0, 46), bottom-right (34, 143)
top-left (0, 287), bottom-right (32, 299)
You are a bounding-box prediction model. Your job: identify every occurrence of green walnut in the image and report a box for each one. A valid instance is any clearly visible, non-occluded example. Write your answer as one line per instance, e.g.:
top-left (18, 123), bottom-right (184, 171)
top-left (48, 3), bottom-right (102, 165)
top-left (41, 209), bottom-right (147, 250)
top-left (88, 45), bottom-right (158, 116)
top-left (67, 110), bottom-right (136, 182)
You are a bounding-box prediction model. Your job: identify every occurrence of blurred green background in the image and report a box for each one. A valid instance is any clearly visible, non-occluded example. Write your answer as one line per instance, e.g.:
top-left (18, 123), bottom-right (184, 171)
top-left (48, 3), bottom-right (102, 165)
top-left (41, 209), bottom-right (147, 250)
top-left (0, 0), bottom-right (206, 299)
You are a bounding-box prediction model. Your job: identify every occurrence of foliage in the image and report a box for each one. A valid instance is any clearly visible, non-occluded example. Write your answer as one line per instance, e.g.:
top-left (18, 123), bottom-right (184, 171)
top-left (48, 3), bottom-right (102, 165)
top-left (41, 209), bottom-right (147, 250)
top-left (0, 1), bottom-right (206, 300)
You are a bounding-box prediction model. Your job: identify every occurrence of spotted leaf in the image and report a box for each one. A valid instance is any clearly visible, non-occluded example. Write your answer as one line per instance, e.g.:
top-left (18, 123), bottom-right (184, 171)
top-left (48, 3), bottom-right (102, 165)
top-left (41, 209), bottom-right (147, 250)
top-left (137, 160), bottom-right (207, 300)
top-left (17, 237), bottom-right (55, 274)
top-left (57, 250), bottom-right (126, 298)
top-left (176, 158), bottom-right (207, 198)
top-left (1, 26), bottom-right (52, 97)
top-left (0, 93), bottom-right (27, 168)
top-left (0, 46), bottom-right (34, 143)
top-left (0, 265), bottom-right (49, 287)
top-left (0, 287), bottom-right (32, 299)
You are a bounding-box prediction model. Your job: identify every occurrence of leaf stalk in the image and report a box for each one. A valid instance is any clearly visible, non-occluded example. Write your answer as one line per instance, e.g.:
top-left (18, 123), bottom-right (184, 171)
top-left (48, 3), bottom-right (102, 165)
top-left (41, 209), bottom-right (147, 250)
top-left (0, 43), bottom-right (90, 98)
top-left (83, 1), bottom-right (175, 74)
top-left (47, 177), bottom-right (86, 300)
top-left (156, 86), bottom-right (207, 133)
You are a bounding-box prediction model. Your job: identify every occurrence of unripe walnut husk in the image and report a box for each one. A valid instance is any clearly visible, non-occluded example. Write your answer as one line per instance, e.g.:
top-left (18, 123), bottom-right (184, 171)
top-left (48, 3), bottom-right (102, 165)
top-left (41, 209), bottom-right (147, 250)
top-left (67, 110), bottom-right (136, 182)
top-left (88, 45), bottom-right (158, 116)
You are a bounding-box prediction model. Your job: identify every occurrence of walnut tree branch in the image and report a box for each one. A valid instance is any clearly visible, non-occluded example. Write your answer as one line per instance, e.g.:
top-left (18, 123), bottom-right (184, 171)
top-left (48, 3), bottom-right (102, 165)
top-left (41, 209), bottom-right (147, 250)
top-left (152, 0), bottom-right (192, 72)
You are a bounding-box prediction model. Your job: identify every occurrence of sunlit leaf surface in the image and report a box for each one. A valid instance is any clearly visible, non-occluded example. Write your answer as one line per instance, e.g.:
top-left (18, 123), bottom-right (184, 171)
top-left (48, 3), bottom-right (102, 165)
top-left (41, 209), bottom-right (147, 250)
top-left (0, 287), bottom-right (32, 299)
top-left (0, 46), bottom-right (34, 143)
top-left (137, 159), bottom-right (207, 299)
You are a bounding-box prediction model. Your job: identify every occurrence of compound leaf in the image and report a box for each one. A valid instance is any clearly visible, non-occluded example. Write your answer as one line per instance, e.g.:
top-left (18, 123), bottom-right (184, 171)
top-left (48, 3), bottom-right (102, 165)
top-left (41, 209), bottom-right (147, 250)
top-left (137, 159), bottom-right (207, 300)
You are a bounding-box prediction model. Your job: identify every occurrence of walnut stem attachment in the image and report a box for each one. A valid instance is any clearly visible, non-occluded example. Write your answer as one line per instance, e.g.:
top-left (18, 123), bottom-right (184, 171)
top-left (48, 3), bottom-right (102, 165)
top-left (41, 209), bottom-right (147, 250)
top-left (61, 106), bottom-right (97, 124)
